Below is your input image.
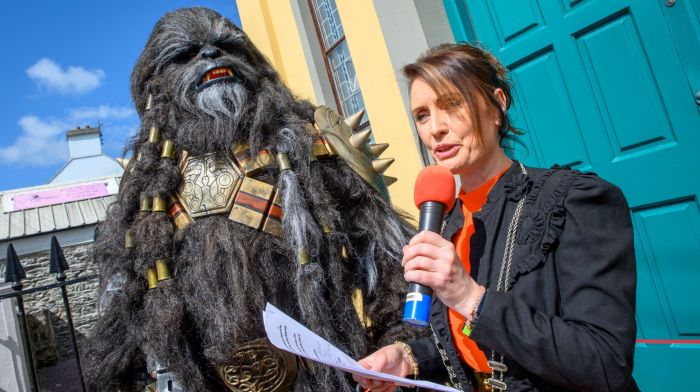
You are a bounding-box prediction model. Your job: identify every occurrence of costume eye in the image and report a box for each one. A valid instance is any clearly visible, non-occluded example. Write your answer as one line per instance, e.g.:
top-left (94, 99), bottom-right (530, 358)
top-left (215, 39), bottom-right (240, 54)
top-left (172, 46), bottom-right (200, 63)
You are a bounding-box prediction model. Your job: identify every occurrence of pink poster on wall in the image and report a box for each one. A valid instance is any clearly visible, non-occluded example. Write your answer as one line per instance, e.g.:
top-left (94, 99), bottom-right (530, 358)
top-left (12, 182), bottom-right (111, 210)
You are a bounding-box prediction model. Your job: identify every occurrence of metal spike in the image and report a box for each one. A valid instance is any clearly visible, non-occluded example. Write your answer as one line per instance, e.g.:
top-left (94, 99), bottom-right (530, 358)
top-left (372, 158), bottom-right (394, 174)
top-left (4, 244), bottom-right (26, 286)
top-left (349, 129), bottom-right (372, 149)
top-left (49, 236), bottom-right (70, 280)
top-left (344, 110), bottom-right (365, 131)
top-left (383, 175), bottom-right (397, 187)
top-left (368, 143), bottom-right (389, 158)
top-left (116, 158), bottom-right (131, 170)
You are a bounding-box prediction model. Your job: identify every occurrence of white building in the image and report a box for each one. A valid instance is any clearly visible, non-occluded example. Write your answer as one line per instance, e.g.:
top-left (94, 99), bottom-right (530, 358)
top-left (49, 126), bottom-right (124, 185)
top-left (0, 125), bottom-right (123, 391)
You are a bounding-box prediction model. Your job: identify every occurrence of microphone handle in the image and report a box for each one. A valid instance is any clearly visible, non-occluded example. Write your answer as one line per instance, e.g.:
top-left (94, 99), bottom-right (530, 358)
top-left (403, 201), bottom-right (446, 327)
top-left (418, 201), bottom-right (446, 233)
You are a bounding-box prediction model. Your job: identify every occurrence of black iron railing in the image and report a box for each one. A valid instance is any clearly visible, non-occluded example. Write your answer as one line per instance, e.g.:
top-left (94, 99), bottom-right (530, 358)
top-left (2, 236), bottom-right (97, 392)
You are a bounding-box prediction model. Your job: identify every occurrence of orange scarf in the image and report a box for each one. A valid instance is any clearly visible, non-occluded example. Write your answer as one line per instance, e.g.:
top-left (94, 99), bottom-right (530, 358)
top-left (448, 165), bottom-right (509, 372)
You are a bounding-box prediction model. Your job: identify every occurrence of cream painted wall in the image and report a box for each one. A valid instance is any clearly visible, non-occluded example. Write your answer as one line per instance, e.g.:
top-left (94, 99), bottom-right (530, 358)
top-left (237, 0), bottom-right (318, 103)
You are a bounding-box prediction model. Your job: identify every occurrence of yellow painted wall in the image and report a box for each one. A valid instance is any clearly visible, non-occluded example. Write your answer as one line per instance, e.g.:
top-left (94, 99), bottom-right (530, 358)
top-left (335, 0), bottom-right (423, 216)
top-left (237, 0), bottom-right (318, 103)
top-left (238, 0), bottom-right (423, 216)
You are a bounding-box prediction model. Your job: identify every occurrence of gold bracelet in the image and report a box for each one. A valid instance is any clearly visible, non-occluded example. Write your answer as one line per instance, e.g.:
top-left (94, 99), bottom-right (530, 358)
top-left (394, 341), bottom-right (418, 382)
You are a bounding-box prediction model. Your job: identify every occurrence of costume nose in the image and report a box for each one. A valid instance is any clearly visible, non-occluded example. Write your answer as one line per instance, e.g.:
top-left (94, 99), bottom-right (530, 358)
top-left (200, 45), bottom-right (222, 59)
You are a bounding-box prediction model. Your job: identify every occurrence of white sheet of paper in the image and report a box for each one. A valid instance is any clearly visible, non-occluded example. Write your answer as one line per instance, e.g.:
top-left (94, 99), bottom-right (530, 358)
top-left (263, 303), bottom-right (459, 392)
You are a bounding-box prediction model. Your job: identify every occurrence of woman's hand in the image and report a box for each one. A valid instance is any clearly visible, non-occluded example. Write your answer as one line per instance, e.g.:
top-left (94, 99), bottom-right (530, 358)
top-left (402, 231), bottom-right (483, 317)
top-left (352, 343), bottom-right (414, 391)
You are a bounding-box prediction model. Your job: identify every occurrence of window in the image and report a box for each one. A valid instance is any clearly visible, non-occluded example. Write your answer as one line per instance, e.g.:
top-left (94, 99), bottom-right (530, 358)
top-left (308, 0), bottom-right (369, 127)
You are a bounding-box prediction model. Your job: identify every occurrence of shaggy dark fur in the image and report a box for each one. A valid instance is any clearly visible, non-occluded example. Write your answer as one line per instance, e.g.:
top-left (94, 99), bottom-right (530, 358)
top-left (85, 7), bottom-right (423, 391)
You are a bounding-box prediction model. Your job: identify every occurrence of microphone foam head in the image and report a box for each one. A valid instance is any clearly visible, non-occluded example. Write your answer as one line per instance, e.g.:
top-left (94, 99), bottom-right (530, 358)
top-left (414, 165), bottom-right (456, 211)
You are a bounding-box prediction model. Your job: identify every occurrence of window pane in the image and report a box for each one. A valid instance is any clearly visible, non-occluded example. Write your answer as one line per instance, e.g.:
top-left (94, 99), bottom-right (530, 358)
top-left (328, 41), bottom-right (368, 122)
top-left (311, 0), bottom-right (345, 48)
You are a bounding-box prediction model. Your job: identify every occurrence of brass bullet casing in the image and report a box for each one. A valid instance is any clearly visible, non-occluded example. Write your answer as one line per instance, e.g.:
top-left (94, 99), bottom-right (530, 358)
top-left (322, 225), bottom-right (332, 234)
top-left (161, 140), bottom-right (175, 159)
top-left (352, 287), bottom-right (373, 329)
top-left (146, 268), bottom-right (158, 289)
top-left (145, 94), bottom-right (154, 111)
top-left (155, 259), bottom-right (171, 281)
top-left (298, 248), bottom-right (311, 265)
top-left (125, 230), bottom-right (134, 249)
top-left (275, 152), bottom-right (292, 172)
top-left (341, 245), bottom-right (348, 259)
top-left (140, 195), bottom-right (152, 211)
top-left (152, 196), bottom-right (167, 213)
top-left (148, 126), bottom-right (161, 144)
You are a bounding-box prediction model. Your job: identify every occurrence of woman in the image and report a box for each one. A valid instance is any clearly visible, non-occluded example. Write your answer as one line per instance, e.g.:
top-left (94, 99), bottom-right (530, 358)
top-left (353, 43), bottom-right (639, 391)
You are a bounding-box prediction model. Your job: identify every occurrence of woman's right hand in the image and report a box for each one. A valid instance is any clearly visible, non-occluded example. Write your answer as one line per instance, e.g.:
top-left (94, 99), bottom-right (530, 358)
top-left (352, 343), bottom-right (414, 392)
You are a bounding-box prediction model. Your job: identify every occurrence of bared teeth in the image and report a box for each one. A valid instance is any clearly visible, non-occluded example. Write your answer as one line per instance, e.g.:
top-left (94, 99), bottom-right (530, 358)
top-left (201, 68), bottom-right (234, 84)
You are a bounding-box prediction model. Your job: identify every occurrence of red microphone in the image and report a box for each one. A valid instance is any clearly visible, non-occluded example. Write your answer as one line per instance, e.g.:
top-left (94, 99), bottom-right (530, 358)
top-left (404, 165), bottom-right (456, 327)
top-left (414, 165), bottom-right (456, 232)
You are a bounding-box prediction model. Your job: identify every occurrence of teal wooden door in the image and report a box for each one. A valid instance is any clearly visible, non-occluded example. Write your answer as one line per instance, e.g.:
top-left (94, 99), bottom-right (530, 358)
top-left (444, 0), bottom-right (700, 390)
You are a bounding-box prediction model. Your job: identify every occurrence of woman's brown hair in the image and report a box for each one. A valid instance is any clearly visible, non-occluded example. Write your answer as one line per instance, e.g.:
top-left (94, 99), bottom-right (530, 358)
top-left (402, 43), bottom-right (521, 147)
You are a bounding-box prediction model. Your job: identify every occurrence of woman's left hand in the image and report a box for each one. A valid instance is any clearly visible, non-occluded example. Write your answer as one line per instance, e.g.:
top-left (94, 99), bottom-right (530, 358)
top-left (402, 231), bottom-right (483, 317)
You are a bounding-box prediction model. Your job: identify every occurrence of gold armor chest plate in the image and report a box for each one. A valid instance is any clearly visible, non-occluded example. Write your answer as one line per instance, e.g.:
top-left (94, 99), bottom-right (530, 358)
top-left (217, 338), bottom-right (297, 392)
top-left (177, 152), bottom-right (244, 218)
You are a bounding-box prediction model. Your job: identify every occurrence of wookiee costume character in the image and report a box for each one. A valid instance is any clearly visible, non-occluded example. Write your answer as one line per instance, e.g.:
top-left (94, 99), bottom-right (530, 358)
top-left (84, 7), bottom-right (424, 391)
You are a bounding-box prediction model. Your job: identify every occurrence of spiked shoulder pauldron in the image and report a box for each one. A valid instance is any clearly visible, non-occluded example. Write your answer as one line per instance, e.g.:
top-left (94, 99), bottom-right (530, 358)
top-left (310, 106), bottom-right (395, 202)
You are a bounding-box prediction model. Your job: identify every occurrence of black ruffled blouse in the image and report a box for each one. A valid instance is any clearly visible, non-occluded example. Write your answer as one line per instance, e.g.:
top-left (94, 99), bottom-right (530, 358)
top-left (407, 162), bottom-right (639, 392)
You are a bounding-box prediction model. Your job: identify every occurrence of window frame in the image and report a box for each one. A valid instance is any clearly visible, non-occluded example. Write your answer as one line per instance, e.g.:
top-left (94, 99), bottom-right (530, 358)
top-left (307, 0), bottom-right (369, 129)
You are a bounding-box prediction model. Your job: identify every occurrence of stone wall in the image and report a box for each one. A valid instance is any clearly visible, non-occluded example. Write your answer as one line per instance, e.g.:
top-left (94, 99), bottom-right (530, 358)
top-left (1, 241), bottom-right (99, 364)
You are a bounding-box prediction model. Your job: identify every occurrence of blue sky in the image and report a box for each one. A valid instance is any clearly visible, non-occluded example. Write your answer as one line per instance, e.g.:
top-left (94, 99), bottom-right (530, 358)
top-left (0, 1), bottom-right (241, 191)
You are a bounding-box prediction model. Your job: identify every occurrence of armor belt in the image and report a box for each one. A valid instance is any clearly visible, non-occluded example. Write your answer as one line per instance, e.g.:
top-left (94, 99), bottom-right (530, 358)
top-left (173, 107), bottom-right (395, 236)
top-left (216, 338), bottom-right (297, 392)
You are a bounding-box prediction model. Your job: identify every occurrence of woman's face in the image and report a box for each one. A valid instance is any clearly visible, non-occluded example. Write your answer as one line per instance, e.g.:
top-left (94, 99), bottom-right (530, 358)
top-left (410, 77), bottom-right (505, 176)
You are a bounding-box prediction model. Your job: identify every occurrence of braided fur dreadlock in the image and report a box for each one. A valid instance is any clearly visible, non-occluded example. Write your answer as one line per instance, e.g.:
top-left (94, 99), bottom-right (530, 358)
top-left (85, 7), bottom-right (422, 391)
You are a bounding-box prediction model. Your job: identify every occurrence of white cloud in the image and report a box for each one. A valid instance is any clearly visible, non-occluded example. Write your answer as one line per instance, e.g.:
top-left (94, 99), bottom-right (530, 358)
top-left (26, 58), bottom-right (105, 95)
top-left (69, 105), bottom-right (135, 121)
top-left (0, 105), bottom-right (136, 167)
top-left (0, 116), bottom-right (69, 166)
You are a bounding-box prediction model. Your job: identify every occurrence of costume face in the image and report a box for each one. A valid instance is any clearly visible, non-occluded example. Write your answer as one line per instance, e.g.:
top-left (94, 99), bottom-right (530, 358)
top-left (410, 77), bottom-right (503, 177)
top-left (131, 8), bottom-right (285, 155)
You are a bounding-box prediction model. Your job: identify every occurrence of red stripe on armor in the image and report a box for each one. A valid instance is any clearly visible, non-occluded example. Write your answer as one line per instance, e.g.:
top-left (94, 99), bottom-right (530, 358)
top-left (235, 191), bottom-right (268, 213)
top-left (268, 204), bottom-right (283, 219)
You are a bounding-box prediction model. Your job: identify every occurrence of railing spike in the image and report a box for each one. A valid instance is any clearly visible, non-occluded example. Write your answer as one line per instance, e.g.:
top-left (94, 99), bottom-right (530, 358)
top-left (49, 236), bottom-right (70, 281)
top-left (4, 243), bottom-right (26, 287)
